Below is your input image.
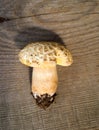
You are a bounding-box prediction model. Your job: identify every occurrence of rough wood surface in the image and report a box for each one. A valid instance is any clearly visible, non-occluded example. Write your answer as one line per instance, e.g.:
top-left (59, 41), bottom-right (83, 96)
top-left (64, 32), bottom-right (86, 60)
top-left (0, 0), bottom-right (99, 130)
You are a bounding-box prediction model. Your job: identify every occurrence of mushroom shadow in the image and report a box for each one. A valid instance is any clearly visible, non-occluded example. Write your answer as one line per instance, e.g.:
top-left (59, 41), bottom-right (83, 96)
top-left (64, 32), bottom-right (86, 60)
top-left (14, 26), bottom-right (64, 89)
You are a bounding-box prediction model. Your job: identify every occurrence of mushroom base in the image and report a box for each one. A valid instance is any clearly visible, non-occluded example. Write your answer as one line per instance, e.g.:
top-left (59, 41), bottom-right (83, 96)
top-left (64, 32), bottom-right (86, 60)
top-left (31, 93), bottom-right (56, 109)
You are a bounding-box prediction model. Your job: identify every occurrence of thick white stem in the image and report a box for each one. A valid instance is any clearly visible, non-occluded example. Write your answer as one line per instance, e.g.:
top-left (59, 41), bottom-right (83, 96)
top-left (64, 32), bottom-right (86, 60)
top-left (32, 64), bottom-right (58, 96)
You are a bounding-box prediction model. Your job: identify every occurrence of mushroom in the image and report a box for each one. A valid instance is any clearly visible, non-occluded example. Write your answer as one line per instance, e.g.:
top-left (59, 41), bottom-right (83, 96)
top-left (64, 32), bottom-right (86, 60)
top-left (19, 42), bottom-right (73, 109)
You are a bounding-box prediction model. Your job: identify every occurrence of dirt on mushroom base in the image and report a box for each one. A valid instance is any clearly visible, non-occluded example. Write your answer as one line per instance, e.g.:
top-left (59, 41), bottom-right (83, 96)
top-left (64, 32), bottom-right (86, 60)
top-left (31, 92), bottom-right (57, 109)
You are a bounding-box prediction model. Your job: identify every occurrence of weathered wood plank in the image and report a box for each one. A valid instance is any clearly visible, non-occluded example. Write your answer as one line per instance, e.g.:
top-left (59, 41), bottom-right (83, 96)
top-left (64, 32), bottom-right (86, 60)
top-left (0, 0), bottom-right (99, 130)
top-left (0, 0), bottom-right (99, 19)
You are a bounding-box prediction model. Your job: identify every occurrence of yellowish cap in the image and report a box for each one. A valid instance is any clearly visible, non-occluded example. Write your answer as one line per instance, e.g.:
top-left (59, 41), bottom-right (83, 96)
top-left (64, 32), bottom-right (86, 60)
top-left (19, 42), bottom-right (73, 67)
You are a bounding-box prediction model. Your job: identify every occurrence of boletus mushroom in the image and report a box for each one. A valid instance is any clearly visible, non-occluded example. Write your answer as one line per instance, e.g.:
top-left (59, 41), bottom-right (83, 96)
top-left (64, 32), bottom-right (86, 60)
top-left (19, 42), bottom-right (73, 109)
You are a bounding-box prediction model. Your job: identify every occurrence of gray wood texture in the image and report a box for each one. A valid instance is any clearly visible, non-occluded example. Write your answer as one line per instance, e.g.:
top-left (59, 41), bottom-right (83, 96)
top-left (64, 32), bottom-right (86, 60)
top-left (0, 0), bottom-right (99, 130)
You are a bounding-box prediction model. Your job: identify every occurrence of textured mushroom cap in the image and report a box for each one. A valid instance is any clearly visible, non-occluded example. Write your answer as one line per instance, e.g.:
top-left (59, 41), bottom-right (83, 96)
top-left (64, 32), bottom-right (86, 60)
top-left (19, 42), bottom-right (73, 67)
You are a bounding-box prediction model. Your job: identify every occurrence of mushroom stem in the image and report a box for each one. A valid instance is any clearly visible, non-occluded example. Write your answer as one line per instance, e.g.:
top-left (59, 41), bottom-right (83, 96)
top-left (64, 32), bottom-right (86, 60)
top-left (32, 63), bottom-right (58, 97)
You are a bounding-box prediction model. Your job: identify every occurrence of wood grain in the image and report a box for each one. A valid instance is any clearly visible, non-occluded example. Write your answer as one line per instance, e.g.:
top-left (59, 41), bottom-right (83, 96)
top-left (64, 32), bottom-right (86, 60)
top-left (0, 0), bottom-right (99, 130)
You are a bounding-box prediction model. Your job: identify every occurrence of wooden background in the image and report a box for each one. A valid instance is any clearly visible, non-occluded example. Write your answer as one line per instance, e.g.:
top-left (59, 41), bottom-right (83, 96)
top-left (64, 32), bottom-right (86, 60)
top-left (0, 0), bottom-right (99, 130)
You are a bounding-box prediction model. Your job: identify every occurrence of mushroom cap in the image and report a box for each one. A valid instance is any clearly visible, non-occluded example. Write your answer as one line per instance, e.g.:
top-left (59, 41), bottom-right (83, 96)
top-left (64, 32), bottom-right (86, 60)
top-left (19, 42), bottom-right (73, 67)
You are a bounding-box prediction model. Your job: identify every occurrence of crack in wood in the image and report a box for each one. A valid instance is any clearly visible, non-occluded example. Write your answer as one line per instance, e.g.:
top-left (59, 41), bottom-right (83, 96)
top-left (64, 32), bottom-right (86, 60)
top-left (0, 17), bottom-right (10, 23)
top-left (0, 11), bottom-right (99, 23)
